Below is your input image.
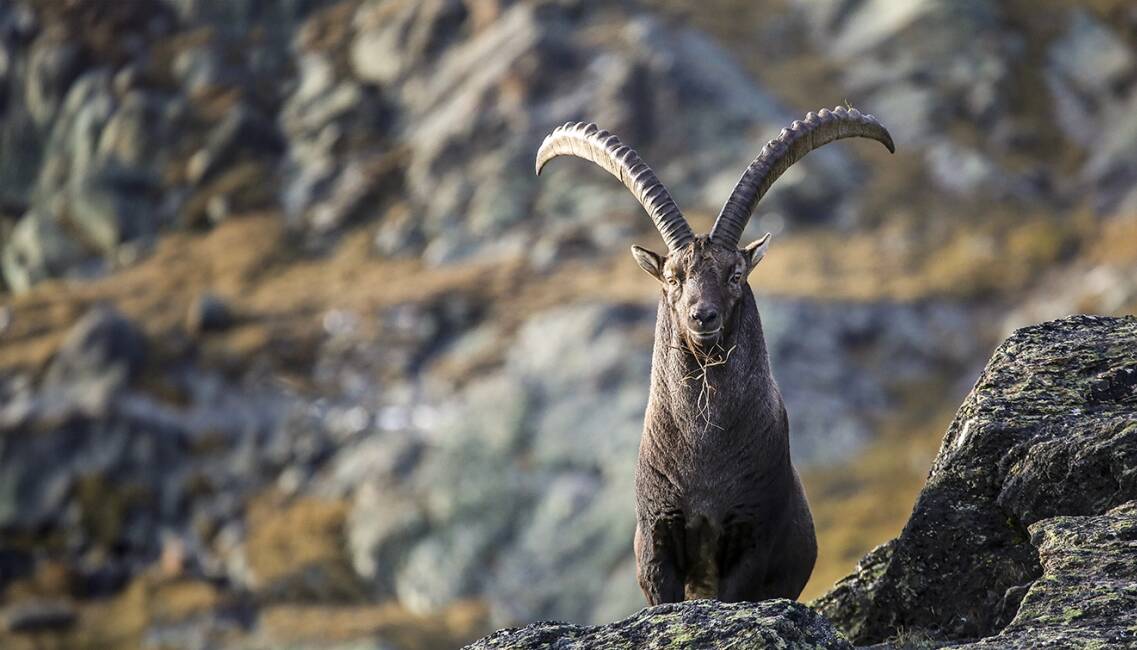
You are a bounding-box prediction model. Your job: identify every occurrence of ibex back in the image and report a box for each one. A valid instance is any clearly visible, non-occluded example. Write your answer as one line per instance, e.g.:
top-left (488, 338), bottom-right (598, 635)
top-left (535, 107), bottom-right (895, 603)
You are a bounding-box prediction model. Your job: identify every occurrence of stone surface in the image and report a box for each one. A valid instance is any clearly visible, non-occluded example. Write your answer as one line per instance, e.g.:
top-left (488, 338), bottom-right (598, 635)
top-left (946, 502), bottom-right (1137, 649)
top-left (43, 305), bottom-right (147, 392)
top-left (0, 210), bottom-right (89, 292)
top-left (4, 600), bottom-right (77, 633)
top-left (466, 599), bottom-right (852, 650)
top-left (187, 293), bottom-right (234, 334)
top-left (816, 315), bottom-right (1137, 644)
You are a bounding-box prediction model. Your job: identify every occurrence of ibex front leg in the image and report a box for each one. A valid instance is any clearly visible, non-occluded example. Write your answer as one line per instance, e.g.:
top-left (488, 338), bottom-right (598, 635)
top-left (634, 516), bottom-right (685, 604)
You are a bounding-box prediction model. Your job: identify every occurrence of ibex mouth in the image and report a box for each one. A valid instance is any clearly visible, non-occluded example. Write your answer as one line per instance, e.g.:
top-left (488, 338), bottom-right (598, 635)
top-left (686, 327), bottom-right (722, 349)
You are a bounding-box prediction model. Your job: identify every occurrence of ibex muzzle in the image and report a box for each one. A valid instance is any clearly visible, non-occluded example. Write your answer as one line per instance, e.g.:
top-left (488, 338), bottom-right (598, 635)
top-left (536, 107), bottom-right (894, 604)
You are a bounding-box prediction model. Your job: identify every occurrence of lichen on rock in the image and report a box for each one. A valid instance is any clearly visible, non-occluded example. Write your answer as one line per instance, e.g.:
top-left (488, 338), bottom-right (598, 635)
top-left (946, 501), bottom-right (1137, 648)
top-left (465, 599), bottom-right (851, 649)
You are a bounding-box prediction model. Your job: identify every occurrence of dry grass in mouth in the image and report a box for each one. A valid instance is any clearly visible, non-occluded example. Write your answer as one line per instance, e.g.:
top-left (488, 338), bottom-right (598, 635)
top-left (673, 341), bottom-right (737, 431)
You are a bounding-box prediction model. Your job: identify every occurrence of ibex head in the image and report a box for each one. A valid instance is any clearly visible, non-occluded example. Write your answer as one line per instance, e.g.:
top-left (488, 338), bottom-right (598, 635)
top-left (536, 107), bottom-right (894, 350)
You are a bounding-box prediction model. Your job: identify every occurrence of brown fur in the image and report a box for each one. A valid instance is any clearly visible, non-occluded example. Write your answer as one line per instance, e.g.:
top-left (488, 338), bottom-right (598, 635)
top-left (631, 235), bottom-right (817, 604)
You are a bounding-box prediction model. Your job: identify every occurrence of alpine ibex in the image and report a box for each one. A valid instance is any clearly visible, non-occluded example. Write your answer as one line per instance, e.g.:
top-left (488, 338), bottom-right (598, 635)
top-left (535, 107), bottom-right (895, 603)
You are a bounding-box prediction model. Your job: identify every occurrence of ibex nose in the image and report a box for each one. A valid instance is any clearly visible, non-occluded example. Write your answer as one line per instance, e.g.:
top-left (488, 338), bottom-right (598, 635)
top-left (690, 306), bottom-right (719, 328)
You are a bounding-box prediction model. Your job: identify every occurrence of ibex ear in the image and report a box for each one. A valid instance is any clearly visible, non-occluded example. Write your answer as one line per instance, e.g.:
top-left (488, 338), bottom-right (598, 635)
top-left (743, 233), bottom-right (772, 272)
top-left (630, 245), bottom-right (665, 282)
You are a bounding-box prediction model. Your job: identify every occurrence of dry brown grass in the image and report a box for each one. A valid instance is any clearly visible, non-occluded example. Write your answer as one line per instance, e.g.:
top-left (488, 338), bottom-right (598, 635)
top-left (0, 571), bottom-right (225, 650)
top-left (1086, 212), bottom-right (1137, 265)
top-left (1, 203), bottom-right (1083, 379)
top-left (258, 600), bottom-right (490, 650)
top-left (244, 492), bottom-right (365, 603)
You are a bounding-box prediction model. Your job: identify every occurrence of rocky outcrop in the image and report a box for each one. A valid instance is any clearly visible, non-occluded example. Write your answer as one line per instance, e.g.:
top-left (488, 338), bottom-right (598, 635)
top-left (466, 599), bottom-right (851, 650)
top-left (816, 314), bottom-right (1137, 644)
top-left (947, 501), bottom-right (1137, 648)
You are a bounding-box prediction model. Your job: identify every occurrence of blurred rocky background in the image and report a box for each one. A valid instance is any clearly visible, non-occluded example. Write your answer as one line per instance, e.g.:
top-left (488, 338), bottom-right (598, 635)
top-left (0, 0), bottom-right (1134, 648)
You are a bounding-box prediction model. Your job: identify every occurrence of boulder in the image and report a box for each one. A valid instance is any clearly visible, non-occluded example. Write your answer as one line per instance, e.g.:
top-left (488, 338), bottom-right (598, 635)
top-left (43, 305), bottom-right (147, 391)
top-left (186, 293), bottom-right (234, 334)
top-left (0, 210), bottom-right (89, 293)
top-left (816, 314), bottom-right (1137, 644)
top-left (946, 502), bottom-right (1137, 648)
top-left (4, 600), bottom-right (77, 634)
top-left (465, 599), bottom-right (851, 649)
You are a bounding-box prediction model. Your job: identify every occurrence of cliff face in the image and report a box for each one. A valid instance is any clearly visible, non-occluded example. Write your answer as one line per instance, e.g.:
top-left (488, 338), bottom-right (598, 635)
top-left (470, 315), bottom-right (1137, 648)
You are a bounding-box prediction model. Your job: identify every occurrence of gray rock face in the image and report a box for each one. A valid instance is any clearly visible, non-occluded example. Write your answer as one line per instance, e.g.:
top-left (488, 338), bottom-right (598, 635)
top-left (281, 0), bottom-right (872, 263)
top-left (1046, 9), bottom-right (1135, 148)
top-left (346, 302), bottom-right (649, 624)
top-left (43, 305), bottom-right (147, 393)
top-left (186, 293), bottom-right (235, 334)
top-left (466, 599), bottom-right (852, 650)
top-left (816, 315), bottom-right (1137, 644)
top-left (0, 305), bottom-right (333, 589)
top-left (0, 0), bottom-right (303, 289)
top-left (0, 209), bottom-right (90, 292)
top-left (1044, 8), bottom-right (1137, 216)
top-left (795, 0), bottom-right (1011, 145)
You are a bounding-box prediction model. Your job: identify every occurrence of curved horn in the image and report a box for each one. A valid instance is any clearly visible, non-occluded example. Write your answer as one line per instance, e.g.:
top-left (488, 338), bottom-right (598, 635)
top-left (536, 122), bottom-right (694, 252)
top-left (709, 106), bottom-right (895, 248)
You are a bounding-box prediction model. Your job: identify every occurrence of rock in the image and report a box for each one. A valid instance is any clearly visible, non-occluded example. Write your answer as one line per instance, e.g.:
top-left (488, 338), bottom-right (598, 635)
top-left (172, 44), bottom-right (228, 96)
top-left (487, 472), bottom-right (636, 626)
top-left (25, 34), bottom-right (86, 127)
top-left (4, 600), bottom-right (77, 634)
top-left (95, 90), bottom-right (185, 172)
top-left (1046, 9), bottom-right (1135, 148)
top-left (945, 502), bottom-right (1137, 649)
top-left (166, 0), bottom-right (327, 34)
top-left (68, 168), bottom-right (162, 255)
top-left (186, 105), bottom-right (283, 187)
top-left (465, 599), bottom-right (852, 649)
top-left (278, 45), bottom-right (395, 237)
top-left (347, 481), bottom-right (428, 599)
top-left (283, 0), bottom-right (872, 262)
top-left (0, 210), bottom-right (89, 292)
top-left (186, 293), bottom-right (234, 334)
top-left (923, 141), bottom-right (1002, 197)
top-left (816, 315), bottom-right (1137, 644)
top-left (349, 0), bottom-right (468, 86)
top-left (1080, 90), bottom-right (1137, 216)
top-left (35, 69), bottom-right (117, 203)
top-left (44, 306), bottom-right (147, 391)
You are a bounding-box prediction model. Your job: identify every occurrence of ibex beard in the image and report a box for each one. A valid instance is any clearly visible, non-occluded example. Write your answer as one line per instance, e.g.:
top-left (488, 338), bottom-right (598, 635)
top-left (535, 107), bottom-right (894, 603)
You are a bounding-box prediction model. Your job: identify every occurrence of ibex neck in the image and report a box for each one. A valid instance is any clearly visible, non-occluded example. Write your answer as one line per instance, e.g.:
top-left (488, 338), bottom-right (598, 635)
top-left (648, 289), bottom-right (779, 443)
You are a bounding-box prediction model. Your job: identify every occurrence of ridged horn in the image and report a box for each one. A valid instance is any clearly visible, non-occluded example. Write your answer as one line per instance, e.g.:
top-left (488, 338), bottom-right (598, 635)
top-left (709, 106), bottom-right (895, 248)
top-left (536, 122), bottom-right (694, 252)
